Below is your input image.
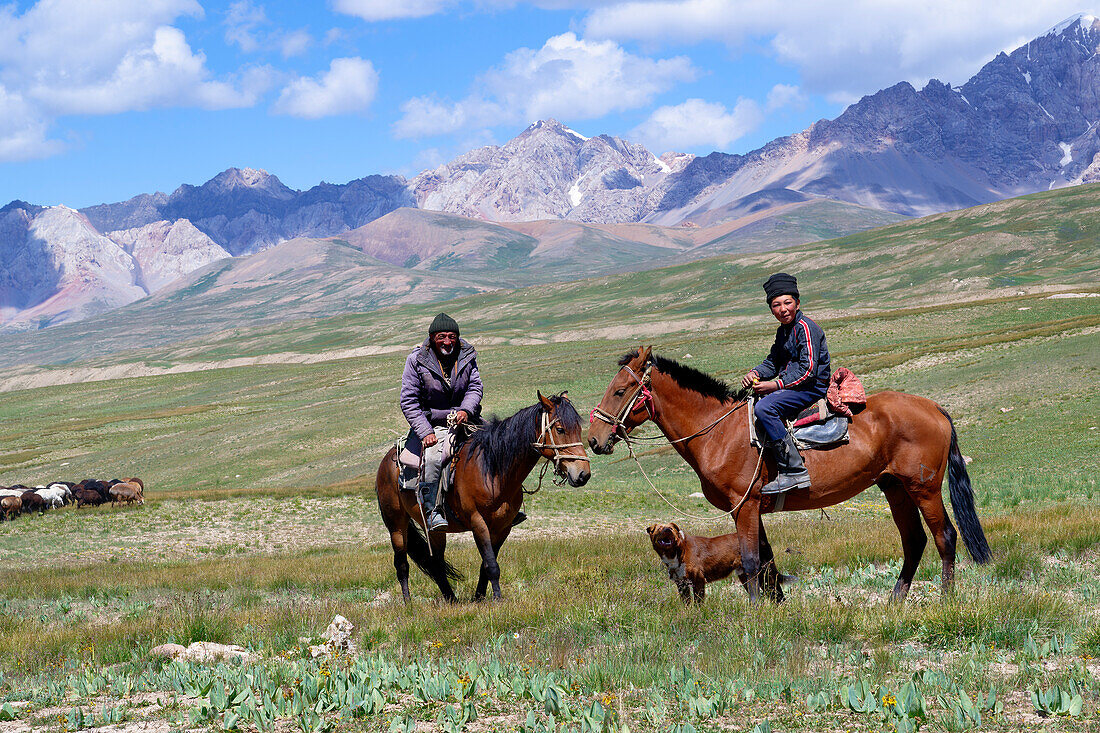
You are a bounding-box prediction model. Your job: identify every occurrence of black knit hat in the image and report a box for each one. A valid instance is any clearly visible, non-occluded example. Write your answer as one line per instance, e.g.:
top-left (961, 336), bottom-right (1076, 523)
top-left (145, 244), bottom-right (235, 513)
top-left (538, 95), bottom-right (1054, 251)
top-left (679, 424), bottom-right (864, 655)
top-left (763, 272), bottom-right (799, 304)
top-left (428, 312), bottom-right (460, 336)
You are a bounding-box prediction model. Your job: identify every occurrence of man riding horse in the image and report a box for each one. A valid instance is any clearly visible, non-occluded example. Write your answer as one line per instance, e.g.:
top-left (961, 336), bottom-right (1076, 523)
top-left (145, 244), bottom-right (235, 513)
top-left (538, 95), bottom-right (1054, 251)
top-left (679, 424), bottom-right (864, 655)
top-left (740, 272), bottom-right (831, 495)
top-left (400, 313), bottom-right (482, 530)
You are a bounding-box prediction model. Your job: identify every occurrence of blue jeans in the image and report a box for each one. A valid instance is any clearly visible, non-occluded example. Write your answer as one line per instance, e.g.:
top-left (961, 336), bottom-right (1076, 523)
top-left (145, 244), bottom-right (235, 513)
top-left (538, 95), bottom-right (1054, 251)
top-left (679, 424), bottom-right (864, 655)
top-left (754, 389), bottom-right (823, 443)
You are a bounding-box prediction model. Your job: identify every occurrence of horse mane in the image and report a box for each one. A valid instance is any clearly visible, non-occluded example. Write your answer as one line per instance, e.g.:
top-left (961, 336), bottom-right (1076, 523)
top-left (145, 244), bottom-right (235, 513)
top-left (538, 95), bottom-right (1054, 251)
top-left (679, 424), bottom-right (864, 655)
top-left (618, 349), bottom-right (737, 403)
top-left (466, 394), bottom-right (582, 479)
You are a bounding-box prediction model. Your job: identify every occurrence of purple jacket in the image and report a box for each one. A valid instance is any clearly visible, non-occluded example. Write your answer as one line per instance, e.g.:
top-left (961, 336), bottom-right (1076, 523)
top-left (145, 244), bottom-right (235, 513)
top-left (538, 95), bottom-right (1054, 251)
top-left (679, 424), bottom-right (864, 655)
top-left (400, 338), bottom-right (483, 440)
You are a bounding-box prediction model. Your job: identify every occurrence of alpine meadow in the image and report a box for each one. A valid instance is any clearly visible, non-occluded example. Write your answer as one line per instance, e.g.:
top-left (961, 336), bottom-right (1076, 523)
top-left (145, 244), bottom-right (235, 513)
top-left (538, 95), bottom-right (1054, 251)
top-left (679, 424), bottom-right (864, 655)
top-left (4, 5), bottom-right (1100, 733)
top-left (0, 180), bottom-right (1096, 732)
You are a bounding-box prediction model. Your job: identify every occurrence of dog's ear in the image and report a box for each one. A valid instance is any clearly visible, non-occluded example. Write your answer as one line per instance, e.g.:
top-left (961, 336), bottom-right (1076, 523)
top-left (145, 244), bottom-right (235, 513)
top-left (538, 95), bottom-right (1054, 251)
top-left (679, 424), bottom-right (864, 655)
top-left (670, 522), bottom-right (685, 542)
top-left (645, 524), bottom-right (656, 536)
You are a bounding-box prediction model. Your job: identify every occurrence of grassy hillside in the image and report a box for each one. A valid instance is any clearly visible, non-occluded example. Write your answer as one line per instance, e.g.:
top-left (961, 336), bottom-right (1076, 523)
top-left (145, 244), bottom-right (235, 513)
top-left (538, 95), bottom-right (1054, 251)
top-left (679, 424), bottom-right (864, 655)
top-left (0, 196), bottom-right (909, 371)
top-left (0, 179), bottom-right (1089, 379)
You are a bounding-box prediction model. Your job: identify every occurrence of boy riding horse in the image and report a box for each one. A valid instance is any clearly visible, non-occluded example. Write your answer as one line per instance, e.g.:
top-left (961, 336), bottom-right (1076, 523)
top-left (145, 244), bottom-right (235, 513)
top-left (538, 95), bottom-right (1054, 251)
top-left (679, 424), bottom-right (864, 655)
top-left (741, 273), bottom-right (831, 495)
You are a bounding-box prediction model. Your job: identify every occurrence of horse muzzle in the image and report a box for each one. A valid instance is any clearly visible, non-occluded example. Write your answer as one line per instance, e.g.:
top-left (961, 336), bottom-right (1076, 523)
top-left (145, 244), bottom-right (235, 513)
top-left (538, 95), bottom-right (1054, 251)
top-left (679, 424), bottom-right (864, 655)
top-left (564, 461), bottom-right (591, 487)
top-left (588, 433), bottom-right (618, 455)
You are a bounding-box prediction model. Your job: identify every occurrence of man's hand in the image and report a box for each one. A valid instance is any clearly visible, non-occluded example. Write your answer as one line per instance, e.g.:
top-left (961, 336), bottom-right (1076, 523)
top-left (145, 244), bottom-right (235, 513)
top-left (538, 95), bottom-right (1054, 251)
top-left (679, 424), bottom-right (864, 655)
top-left (422, 433), bottom-right (438, 448)
top-left (453, 410), bottom-right (469, 425)
top-left (753, 380), bottom-right (779, 395)
top-left (740, 372), bottom-right (758, 389)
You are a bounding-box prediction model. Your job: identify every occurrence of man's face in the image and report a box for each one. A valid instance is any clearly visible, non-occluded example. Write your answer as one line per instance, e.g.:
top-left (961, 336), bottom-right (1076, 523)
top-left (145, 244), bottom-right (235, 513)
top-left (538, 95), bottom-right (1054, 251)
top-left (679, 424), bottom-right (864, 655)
top-left (769, 295), bottom-right (799, 325)
top-left (431, 331), bottom-right (458, 357)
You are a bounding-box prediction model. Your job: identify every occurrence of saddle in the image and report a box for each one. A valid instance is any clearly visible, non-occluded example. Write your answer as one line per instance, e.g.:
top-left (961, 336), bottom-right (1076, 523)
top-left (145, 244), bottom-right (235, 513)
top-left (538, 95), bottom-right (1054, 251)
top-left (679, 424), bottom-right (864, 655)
top-left (749, 369), bottom-right (867, 450)
top-left (786, 400), bottom-right (850, 449)
top-left (396, 423), bottom-right (475, 494)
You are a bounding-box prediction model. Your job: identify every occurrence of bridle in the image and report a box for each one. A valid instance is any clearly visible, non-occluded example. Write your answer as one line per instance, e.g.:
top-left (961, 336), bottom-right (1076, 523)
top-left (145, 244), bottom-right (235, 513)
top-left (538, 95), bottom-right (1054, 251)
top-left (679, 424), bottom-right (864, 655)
top-left (591, 359), bottom-right (750, 448)
top-left (532, 408), bottom-right (588, 479)
top-left (589, 362), bottom-right (654, 440)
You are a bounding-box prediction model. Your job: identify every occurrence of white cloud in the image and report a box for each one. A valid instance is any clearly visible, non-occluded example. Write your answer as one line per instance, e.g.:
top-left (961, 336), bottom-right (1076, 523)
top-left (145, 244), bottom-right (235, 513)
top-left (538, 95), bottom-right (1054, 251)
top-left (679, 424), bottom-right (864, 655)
top-left (632, 98), bottom-right (762, 152)
top-left (584, 0), bottom-right (1087, 100)
top-left (273, 57), bottom-right (379, 118)
top-left (395, 32), bottom-right (695, 138)
top-left (225, 0), bottom-right (266, 53)
top-left (32, 27), bottom-right (273, 114)
top-left (765, 83), bottom-right (806, 112)
top-left (280, 29), bottom-right (313, 58)
top-left (0, 0), bottom-right (276, 162)
top-left (0, 85), bottom-right (64, 161)
top-left (226, 2), bottom-right (313, 58)
top-left (394, 97), bottom-right (505, 138)
top-left (332, 0), bottom-right (454, 21)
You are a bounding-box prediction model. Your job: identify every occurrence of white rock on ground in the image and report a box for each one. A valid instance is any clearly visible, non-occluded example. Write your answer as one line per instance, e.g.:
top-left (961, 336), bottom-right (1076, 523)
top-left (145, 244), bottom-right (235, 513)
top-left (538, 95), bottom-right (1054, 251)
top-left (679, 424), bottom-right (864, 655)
top-left (149, 641), bottom-right (259, 663)
top-left (309, 615), bottom-right (358, 658)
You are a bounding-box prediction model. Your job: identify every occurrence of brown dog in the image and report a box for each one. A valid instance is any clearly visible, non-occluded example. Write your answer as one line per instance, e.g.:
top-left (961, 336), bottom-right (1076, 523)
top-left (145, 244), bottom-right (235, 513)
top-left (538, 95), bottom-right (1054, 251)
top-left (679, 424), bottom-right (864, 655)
top-left (647, 522), bottom-right (794, 603)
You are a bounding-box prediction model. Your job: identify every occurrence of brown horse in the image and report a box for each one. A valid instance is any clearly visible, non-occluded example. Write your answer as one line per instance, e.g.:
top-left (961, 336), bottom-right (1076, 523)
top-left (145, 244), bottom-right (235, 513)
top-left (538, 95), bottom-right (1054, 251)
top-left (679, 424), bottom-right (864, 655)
top-left (588, 347), bottom-right (991, 602)
top-left (377, 391), bottom-right (590, 602)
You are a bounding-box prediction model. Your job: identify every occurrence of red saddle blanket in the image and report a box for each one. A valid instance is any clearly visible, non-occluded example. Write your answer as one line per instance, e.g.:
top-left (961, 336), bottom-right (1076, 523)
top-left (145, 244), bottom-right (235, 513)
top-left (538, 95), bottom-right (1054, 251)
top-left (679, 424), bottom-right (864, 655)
top-left (789, 368), bottom-right (867, 427)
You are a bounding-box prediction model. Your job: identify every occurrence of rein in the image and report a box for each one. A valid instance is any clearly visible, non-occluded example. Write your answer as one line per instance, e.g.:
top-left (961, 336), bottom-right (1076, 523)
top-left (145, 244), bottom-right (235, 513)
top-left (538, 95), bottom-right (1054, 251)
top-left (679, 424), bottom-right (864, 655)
top-left (592, 361), bottom-right (759, 525)
top-left (591, 361), bottom-right (750, 445)
top-left (624, 437), bottom-right (764, 525)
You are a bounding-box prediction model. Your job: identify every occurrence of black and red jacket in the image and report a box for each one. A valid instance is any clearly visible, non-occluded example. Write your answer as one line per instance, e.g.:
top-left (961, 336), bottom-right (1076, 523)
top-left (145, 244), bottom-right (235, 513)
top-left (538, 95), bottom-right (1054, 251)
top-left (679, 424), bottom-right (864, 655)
top-left (750, 311), bottom-right (830, 396)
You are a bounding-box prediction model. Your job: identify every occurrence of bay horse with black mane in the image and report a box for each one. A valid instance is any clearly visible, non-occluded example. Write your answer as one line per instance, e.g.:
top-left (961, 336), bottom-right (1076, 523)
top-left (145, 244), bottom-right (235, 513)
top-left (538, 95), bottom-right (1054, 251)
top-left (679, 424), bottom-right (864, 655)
top-left (377, 392), bottom-right (590, 602)
top-left (588, 347), bottom-right (991, 603)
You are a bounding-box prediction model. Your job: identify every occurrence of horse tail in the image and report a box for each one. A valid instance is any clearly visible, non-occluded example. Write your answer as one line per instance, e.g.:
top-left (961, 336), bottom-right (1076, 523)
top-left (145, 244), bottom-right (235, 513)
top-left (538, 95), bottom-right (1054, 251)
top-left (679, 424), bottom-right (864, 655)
top-left (405, 522), bottom-right (464, 584)
top-left (937, 406), bottom-right (992, 564)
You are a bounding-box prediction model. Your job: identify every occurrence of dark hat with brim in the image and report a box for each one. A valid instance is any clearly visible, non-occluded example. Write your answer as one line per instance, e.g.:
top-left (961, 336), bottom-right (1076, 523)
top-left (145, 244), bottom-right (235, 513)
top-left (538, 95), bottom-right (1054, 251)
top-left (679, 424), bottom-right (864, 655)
top-left (763, 273), bottom-right (799, 304)
top-left (429, 312), bottom-right (460, 336)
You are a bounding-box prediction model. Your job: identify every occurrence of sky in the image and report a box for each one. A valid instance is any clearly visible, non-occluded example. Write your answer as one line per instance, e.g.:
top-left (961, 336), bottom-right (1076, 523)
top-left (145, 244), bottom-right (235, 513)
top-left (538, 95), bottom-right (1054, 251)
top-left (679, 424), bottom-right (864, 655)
top-left (0, 0), bottom-right (1092, 208)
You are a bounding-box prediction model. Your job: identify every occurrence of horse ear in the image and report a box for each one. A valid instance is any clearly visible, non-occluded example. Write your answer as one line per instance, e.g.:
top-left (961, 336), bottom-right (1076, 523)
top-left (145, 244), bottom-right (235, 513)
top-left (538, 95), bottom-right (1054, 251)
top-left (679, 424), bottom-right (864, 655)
top-left (559, 390), bottom-right (569, 401)
top-left (639, 345), bottom-right (653, 364)
top-left (537, 390), bottom-right (554, 410)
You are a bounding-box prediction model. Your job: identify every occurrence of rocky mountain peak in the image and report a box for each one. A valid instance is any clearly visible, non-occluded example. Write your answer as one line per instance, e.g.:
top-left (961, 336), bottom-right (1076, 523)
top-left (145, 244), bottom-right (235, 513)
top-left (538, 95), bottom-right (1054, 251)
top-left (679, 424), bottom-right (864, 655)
top-left (1, 200), bottom-right (43, 216)
top-left (1046, 12), bottom-right (1100, 38)
top-left (519, 119), bottom-right (588, 142)
top-left (201, 167), bottom-right (295, 198)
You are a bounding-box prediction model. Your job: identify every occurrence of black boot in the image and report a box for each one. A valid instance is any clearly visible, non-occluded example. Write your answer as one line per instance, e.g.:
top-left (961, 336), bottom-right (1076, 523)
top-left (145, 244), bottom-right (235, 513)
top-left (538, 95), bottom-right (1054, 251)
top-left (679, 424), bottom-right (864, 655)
top-left (761, 434), bottom-right (811, 495)
top-left (511, 511), bottom-right (527, 526)
top-left (418, 481), bottom-right (449, 531)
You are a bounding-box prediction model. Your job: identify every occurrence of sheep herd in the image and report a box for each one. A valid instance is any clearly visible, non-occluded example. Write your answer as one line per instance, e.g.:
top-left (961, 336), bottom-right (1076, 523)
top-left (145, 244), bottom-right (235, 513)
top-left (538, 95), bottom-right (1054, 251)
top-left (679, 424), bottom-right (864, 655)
top-left (0, 478), bottom-right (145, 520)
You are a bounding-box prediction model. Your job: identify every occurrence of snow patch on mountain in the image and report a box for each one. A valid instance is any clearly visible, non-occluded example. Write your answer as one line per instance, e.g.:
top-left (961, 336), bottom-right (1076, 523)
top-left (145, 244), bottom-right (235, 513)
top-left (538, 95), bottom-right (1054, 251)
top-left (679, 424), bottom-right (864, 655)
top-left (1047, 13), bottom-right (1099, 37)
top-left (1060, 142), bottom-right (1073, 167)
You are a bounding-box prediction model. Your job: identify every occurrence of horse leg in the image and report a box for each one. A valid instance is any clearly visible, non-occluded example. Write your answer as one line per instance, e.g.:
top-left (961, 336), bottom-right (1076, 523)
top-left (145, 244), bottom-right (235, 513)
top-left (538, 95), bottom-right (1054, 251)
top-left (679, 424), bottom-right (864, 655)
top-left (474, 527), bottom-right (512, 601)
top-left (736, 502), bottom-right (762, 602)
top-left (909, 484), bottom-right (958, 595)
top-left (474, 532), bottom-right (506, 601)
top-left (471, 521), bottom-right (504, 601)
top-left (758, 520), bottom-right (785, 603)
top-left (389, 521), bottom-right (412, 602)
top-left (879, 475), bottom-right (927, 602)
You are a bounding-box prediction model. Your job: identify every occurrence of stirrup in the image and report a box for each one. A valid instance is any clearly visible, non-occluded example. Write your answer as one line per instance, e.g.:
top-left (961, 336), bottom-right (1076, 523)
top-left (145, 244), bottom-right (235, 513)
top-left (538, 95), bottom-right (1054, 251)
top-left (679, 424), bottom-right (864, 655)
top-left (761, 471), bottom-right (811, 495)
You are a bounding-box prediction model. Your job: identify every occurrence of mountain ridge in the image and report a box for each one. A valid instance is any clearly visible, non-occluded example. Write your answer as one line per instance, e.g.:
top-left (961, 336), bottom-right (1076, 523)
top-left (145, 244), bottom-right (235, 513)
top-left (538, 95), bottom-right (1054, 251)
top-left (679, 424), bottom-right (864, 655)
top-left (4, 12), bottom-right (1100, 331)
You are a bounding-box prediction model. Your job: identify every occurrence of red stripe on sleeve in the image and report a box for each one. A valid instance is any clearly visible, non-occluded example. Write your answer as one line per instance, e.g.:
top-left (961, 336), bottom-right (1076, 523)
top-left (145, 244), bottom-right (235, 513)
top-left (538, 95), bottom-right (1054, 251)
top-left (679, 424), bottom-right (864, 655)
top-left (783, 319), bottom-right (815, 388)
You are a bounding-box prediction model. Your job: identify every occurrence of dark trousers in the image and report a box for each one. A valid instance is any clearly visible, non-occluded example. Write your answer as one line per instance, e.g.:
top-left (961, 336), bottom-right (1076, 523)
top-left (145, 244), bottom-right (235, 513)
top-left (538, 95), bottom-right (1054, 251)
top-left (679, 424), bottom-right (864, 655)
top-left (754, 389), bottom-right (823, 443)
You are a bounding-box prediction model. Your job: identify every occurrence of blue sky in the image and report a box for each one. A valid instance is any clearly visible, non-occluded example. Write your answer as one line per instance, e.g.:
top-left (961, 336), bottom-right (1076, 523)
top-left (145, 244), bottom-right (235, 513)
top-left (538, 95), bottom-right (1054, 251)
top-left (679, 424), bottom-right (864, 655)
top-left (0, 0), bottom-right (1090, 208)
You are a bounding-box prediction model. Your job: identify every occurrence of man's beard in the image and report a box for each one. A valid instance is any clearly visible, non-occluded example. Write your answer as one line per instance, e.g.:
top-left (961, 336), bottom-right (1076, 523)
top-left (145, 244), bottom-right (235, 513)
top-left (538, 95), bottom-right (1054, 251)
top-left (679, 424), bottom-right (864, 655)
top-left (436, 344), bottom-right (455, 357)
